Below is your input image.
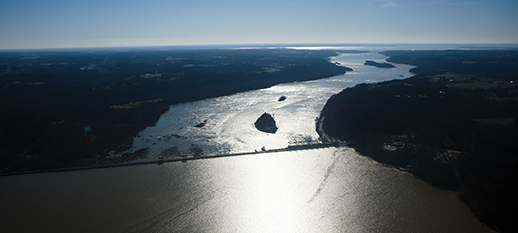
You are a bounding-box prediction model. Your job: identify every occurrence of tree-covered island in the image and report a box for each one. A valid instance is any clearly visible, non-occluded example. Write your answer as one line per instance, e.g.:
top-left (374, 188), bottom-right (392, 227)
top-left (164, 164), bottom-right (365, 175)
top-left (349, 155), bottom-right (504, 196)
top-left (317, 50), bottom-right (518, 233)
top-left (364, 60), bottom-right (396, 68)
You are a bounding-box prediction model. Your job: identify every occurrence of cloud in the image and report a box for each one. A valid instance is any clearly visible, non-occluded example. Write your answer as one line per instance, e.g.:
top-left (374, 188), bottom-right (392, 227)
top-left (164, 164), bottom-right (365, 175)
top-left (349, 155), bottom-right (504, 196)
top-left (426, 0), bottom-right (478, 6)
top-left (447, 1), bottom-right (478, 5)
top-left (121, 42), bottom-right (130, 47)
top-left (362, 0), bottom-right (398, 8)
top-left (382, 2), bottom-right (397, 7)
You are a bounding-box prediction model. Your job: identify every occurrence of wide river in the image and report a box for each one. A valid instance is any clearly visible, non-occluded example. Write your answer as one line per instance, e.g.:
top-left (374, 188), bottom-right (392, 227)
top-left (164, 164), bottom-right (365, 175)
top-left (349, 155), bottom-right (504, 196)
top-left (0, 45), bottom-right (496, 232)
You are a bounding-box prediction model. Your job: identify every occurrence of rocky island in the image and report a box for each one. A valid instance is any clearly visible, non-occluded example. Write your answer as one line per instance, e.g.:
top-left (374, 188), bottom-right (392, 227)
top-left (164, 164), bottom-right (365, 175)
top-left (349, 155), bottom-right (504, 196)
top-left (254, 113), bottom-right (278, 133)
top-left (318, 50), bottom-right (518, 233)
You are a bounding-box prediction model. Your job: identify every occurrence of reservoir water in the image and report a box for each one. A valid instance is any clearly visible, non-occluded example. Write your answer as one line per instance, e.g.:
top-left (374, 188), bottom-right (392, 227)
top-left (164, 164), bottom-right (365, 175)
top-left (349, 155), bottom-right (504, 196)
top-left (0, 46), bottom-right (496, 232)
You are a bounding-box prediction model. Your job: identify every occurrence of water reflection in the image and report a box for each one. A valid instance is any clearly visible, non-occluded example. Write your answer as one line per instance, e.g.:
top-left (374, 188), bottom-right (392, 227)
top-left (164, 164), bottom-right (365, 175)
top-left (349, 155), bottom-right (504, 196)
top-left (0, 47), bottom-right (497, 232)
top-left (0, 148), bottom-right (494, 232)
top-left (114, 51), bottom-right (415, 161)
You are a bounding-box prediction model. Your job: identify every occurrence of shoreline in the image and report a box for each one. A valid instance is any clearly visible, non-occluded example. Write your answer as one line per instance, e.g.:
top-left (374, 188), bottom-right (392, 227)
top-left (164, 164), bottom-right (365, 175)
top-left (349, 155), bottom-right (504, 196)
top-left (1, 49), bottom-right (351, 175)
top-left (316, 49), bottom-right (518, 233)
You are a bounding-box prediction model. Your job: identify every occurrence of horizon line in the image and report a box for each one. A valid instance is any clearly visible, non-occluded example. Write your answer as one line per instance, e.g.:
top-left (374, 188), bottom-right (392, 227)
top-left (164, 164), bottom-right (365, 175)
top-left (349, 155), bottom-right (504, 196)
top-left (2, 42), bottom-right (518, 52)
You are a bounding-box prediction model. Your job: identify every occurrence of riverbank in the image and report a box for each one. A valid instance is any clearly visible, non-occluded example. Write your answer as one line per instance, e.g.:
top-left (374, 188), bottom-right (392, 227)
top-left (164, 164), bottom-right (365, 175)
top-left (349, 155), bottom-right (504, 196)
top-left (1, 48), bottom-right (355, 174)
top-left (316, 49), bottom-right (518, 233)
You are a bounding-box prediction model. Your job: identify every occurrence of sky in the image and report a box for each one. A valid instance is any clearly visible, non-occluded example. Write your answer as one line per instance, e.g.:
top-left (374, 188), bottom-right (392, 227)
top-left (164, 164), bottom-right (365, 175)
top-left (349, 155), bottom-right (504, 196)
top-left (1, 0), bottom-right (517, 49)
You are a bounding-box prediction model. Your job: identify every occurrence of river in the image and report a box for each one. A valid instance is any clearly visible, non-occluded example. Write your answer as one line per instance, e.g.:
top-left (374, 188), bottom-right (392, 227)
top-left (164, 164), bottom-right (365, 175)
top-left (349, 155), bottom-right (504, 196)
top-left (0, 45), bottom-right (496, 232)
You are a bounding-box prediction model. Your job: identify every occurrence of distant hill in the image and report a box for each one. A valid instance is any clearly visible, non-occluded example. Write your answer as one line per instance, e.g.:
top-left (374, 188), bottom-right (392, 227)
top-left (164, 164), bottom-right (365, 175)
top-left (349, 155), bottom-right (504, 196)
top-left (382, 50), bottom-right (518, 81)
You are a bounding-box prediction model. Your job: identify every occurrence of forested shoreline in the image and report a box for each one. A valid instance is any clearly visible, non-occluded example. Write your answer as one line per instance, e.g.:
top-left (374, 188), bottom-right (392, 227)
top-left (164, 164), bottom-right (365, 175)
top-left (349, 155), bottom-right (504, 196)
top-left (0, 48), bottom-right (355, 174)
top-left (317, 50), bottom-right (518, 233)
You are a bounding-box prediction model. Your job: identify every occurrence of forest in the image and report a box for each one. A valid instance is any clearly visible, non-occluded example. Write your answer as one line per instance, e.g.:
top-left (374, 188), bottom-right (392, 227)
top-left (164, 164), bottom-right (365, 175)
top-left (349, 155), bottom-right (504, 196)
top-left (0, 47), bottom-right (355, 173)
top-left (318, 50), bottom-right (518, 233)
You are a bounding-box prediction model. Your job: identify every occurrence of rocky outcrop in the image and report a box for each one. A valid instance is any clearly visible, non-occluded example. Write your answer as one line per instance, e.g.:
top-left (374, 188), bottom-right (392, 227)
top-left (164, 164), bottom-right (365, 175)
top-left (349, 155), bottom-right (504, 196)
top-left (254, 113), bottom-right (278, 133)
top-left (195, 119), bottom-right (207, 128)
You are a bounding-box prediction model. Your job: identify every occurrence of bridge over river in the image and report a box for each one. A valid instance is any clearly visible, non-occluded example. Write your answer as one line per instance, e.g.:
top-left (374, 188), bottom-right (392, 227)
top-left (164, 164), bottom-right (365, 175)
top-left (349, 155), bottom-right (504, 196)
top-left (159, 141), bottom-right (349, 164)
top-left (1, 142), bottom-right (349, 176)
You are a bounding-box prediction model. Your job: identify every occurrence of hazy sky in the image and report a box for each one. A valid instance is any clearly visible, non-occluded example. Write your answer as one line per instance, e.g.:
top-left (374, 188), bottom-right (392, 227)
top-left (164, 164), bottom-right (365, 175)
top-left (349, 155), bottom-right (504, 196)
top-left (1, 0), bottom-right (517, 49)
